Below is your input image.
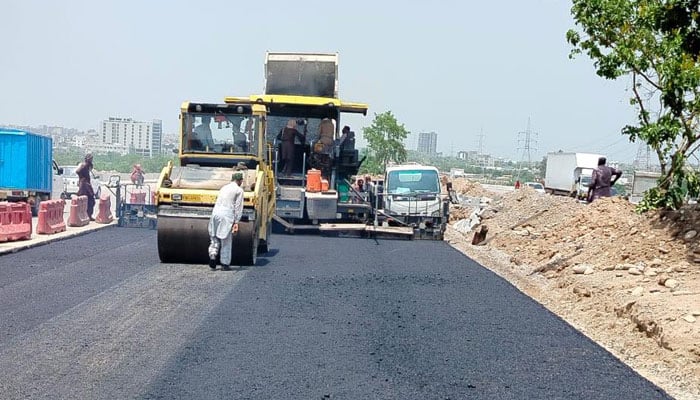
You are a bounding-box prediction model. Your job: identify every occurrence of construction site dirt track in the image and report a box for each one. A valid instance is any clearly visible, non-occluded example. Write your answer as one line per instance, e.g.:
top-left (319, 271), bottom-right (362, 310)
top-left (446, 178), bottom-right (700, 400)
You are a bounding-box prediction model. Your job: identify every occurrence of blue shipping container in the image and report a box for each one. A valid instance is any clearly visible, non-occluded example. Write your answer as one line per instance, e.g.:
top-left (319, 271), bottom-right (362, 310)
top-left (0, 129), bottom-right (53, 193)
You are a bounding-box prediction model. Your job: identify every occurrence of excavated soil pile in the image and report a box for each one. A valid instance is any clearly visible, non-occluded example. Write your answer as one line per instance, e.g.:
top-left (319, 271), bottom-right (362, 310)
top-left (443, 177), bottom-right (494, 221)
top-left (446, 183), bottom-right (700, 400)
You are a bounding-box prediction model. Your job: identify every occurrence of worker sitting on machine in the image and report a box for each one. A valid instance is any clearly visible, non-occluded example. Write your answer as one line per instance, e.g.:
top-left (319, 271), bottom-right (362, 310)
top-left (190, 115), bottom-right (215, 151)
top-left (234, 118), bottom-right (253, 153)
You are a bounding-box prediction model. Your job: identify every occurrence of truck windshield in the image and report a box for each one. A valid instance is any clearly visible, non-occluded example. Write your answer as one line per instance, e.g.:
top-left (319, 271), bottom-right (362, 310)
top-left (182, 113), bottom-right (259, 154)
top-left (386, 169), bottom-right (440, 194)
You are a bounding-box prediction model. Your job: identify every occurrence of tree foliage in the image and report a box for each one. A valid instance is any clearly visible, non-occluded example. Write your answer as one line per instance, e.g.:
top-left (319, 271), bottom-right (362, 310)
top-left (54, 147), bottom-right (177, 174)
top-left (361, 111), bottom-right (408, 174)
top-left (567, 0), bottom-right (700, 210)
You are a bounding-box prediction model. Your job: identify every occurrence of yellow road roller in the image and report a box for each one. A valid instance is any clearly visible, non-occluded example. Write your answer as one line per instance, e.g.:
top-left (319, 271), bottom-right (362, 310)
top-left (155, 100), bottom-right (275, 265)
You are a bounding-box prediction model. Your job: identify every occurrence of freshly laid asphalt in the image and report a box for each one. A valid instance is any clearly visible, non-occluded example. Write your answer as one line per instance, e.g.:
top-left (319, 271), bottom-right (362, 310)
top-left (0, 228), bottom-right (670, 399)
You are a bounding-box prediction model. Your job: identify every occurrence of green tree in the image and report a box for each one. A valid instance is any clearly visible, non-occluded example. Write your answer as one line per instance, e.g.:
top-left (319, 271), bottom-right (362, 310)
top-left (54, 148), bottom-right (176, 174)
top-left (361, 111), bottom-right (408, 174)
top-left (567, 0), bottom-right (700, 210)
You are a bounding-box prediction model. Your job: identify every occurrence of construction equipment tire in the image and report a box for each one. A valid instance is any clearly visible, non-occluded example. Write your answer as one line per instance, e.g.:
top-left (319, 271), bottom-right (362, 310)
top-left (231, 221), bottom-right (258, 266)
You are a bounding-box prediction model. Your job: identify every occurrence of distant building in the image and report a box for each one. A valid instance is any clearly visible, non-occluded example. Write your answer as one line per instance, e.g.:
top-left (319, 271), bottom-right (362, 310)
top-left (457, 150), bottom-right (478, 161)
top-left (99, 117), bottom-right (162, 157)
top-left (151, 119), bottom-right (163, 155)
top-left (417, 131), bottom-right (438, 155)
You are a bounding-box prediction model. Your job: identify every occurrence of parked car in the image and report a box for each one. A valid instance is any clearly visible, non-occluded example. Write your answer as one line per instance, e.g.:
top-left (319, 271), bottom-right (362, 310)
top-left (524, 181), bottom-right (546, 194)
top-left (58, 165), bottom-right (102, 200)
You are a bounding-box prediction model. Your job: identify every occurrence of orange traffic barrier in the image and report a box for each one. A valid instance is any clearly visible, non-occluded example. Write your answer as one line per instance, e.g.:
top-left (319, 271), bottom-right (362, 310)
top-left (95, 192), bottom-right (113, 224)
top-left (36, 199), bottom-right (67, 235)
top-left (130, 191), bottom-right (147, 204)
top-left (0, 202), bottom-right (33, 242)
top-left (68, 195), bottom-right (90, 227)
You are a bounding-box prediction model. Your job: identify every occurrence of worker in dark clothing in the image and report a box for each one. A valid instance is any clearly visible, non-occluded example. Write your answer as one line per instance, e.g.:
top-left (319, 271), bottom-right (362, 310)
top-left (75, 153), bottom-right (96, 220)
top-left (587, 157), bottom-right (622, 202)
top-left (277, 119), bottom-right (306, 176)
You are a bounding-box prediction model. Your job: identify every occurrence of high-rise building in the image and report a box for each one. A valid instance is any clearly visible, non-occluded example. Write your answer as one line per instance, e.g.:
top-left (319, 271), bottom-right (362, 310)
top-left (99, 117), bottom-right (162, 157)
top-left (417, 131), bottom-right (438, 155)
top-left (151, 119), bottom-right (163, 155)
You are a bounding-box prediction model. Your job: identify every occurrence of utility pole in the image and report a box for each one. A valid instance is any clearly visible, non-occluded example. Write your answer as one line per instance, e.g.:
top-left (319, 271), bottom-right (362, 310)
top-left (477, 128), bottom-right (484, 156)
top-left (477, 128), bottom-right (486, 180)
top-left (633, 142), bottom-right (652, 171)
top-left (517, 117), bottom-right (538, 179)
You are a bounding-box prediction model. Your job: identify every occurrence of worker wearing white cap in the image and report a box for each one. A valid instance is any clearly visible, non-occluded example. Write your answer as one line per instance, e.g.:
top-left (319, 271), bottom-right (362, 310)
top-left (207, 171), bottom-right (245, 270)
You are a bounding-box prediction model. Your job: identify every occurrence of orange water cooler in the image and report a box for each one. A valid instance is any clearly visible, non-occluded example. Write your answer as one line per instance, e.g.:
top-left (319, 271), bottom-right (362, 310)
top-left (306, 169), bottom-right (322, 192)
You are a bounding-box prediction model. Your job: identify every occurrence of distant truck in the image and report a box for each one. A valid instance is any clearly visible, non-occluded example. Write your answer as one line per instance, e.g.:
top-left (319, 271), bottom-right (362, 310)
top-left (0, 129), bottom-right (62, 215)
top-left (628, 171), bottom-right (661, 204)
top-left (544, 151), bottom-right (603, 199)
top-left (449, 168), bottom-right (466, 179)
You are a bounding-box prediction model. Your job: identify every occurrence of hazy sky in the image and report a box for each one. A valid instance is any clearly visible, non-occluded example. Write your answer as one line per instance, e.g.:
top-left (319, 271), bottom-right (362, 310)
top-left (1, 0), bottom-right (641, 162)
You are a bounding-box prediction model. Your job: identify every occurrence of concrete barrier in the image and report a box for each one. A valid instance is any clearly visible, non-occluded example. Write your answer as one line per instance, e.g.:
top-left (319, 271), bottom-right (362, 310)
top-left (130, 191), bottom-right (147, 204)
top-left (95, 193), bottom-right (113, 224)
top-left (36, 199), bottom-right (67, 234)
top-left (68, 195), bottom-right (90, 227)
top-left (0, 202), bottom-right (33, 242)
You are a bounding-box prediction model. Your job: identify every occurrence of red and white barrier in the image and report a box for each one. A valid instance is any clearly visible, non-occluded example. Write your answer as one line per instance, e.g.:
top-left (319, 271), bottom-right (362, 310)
top-left (68, 195), bottom-right (90, 227)
top-left (95, 192), bottom-right (113, 224)
top-left (0, 202), bottom-right (33, 242)
top-left (36, 199), bottom-right (67, 234)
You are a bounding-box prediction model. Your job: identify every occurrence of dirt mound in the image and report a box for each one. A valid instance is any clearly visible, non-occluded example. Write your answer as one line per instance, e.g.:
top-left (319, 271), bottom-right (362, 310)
top-left (449, 177), bottom-right (493, 198)
top-left (447, 183), bottom-right (700, 400)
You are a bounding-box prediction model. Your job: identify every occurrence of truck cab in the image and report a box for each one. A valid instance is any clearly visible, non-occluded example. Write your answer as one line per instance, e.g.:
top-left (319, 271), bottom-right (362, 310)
top-left (381, 164), bottom-right (448, 240)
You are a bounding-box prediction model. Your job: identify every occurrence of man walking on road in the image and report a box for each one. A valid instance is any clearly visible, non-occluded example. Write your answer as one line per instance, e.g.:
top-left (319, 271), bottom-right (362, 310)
top-left (587, 157), bottom-right (622, 202)
top-left (208, 172), bottom-right (245, 271)
top-left (75, 153), bottom-right (96, 220)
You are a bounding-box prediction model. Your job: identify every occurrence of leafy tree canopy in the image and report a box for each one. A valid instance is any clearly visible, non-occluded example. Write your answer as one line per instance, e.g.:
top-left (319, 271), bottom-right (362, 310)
top-left (567, 0), bottom-right (700, 210)
top-left (360, 111), bottom-right (408, 174)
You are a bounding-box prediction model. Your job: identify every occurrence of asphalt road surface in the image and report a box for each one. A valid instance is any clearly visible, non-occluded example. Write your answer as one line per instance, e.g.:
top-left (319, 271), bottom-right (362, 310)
top-left (0, 228), bottom-right (670, 399)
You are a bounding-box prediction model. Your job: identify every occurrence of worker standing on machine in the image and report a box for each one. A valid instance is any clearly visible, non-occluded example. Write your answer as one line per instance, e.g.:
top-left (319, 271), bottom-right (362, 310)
top-left (130, 164), bottom-right (145, 186)
top-left (277, 119), bottom-right (306, 176)
top-left (207, 172), bottom-right (245, 271)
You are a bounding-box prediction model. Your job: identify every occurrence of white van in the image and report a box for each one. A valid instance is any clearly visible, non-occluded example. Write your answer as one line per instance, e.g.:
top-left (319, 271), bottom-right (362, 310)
top-left (58, 165), bottom-right (102, 199)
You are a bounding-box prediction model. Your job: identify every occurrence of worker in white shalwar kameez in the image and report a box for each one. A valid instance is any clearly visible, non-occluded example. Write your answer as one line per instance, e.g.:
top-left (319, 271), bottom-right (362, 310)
top-left (208, 172), bottom-right (245, 270)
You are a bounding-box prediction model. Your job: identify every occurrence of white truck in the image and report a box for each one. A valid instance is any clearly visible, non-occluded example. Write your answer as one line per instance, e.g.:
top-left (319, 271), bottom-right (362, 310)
top-left (449, 168), bottom-right (465, 179)
top-left (544, 152), bottom-right (603, 199)
top-left (381, 164), bottom-right (449, 240)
